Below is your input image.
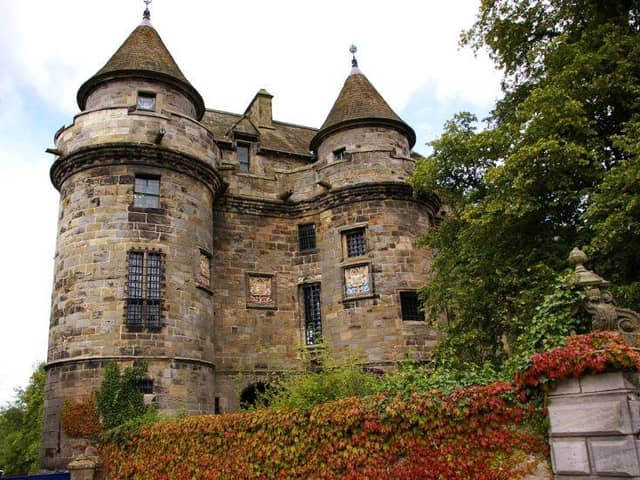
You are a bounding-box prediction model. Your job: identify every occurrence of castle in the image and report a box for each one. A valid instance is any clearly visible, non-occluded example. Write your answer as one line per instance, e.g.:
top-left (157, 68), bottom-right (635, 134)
top-left (41, 8), bottom-right (440, 470)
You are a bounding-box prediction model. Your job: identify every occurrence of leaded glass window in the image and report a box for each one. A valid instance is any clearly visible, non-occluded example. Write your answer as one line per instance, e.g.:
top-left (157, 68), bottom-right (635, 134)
top-left (303, 284), bottom-right (322, 345)
top-left (345, 229), bottom-right (366, 257)
top-left (134, 176), bottom-right (160, 209)
top-left (298, 224), bottom-right (316, 252)
top-left (137, 92), bottom-right (156, 112)
top-left (237, 144), bottom-right (250, 172)
top-left (126, 251), bottom-right (163, 330)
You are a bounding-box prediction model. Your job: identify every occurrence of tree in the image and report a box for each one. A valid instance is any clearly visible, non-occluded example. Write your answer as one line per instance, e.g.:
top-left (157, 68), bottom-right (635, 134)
top-left (412, 0), bottom-right (640, 367)
top-left (0, 363), bottom-right (45, 475)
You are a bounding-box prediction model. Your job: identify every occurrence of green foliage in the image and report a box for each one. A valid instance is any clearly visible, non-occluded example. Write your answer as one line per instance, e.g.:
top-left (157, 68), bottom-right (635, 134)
top-left (96, 362), bottom-right (148, 431)
top-left (257, 352), bottom-right (381, 409)
top-left (0, 363), bottom-right (45, 476)
top-left (374, 359), bottom-right (499, 398)
top-left (412, 0), bottom-right (640, 367)
top-left (502, 275), bottom-right (591, 378)
top-left (101, 408), bottom-right (161, 446)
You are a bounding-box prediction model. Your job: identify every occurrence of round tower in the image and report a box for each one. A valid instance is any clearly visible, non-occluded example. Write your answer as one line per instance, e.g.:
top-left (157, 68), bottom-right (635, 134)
top-left (306, 49), bottom-right (439, 369)
top-left (42, 11), bottom-right (222, 470)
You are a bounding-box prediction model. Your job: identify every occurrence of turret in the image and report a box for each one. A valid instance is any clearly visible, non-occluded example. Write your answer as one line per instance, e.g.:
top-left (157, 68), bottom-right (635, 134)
top-left (42, 8), bottom-right (221, 470)
top-left (310, 46), bottom-right (416, 189)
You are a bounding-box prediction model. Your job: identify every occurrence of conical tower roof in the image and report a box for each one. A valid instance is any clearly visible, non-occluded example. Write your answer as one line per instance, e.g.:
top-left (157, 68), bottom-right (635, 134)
top-left (77, 20), bottom-right (205, 119)
top-left (310, 68), bottom-right (415, 151)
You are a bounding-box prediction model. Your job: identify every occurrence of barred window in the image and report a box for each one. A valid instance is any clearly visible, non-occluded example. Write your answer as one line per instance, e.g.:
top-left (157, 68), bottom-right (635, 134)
top-left (400, 291), bottom-right (424, 321)
top-left (134, 176), bottom-right (160, 209)
top-left (303, 284), bottom-right (322, 345)
top-left (127, 251), bottom-right (163, 330)
top-left (140, 378), bottom-right (154, 394)
top-left (333, 147), bottom-right (346, 161)
top-left (298, 224), bottom-right (316, 252)
top-left (345, 229), bottom-right (366, 257)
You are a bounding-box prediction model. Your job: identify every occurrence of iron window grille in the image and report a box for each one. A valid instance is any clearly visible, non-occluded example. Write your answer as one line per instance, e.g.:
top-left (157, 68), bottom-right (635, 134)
top-left (303, 284), bottom-right (322, 345)
top-left (126, 251), bottom-right (163, 330)
top-left (298, 223), bottom-right (316, 252)
top-left (345, 229), bottom-right (366, 257)
top-left (400, 291), bottom-right (425, 321)
top-left (137, 92), bottom-right (157, 112)
top-left (140, 378), bottom-right (154, 394)
top-left (333, 147), bottom-right (346, 161)
top-left (134, 176), bottom-right (160, 209)
top-left (237, 144), bottom-right (250, 172)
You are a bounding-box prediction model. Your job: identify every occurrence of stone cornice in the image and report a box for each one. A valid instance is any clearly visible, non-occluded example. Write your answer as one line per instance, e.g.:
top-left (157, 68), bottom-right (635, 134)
top-left (50, 143), bottom-right (224, 197)
top-left (218, 181), bottom-right (440, 218)
top-left (45, 355), bottom-right (216, 370)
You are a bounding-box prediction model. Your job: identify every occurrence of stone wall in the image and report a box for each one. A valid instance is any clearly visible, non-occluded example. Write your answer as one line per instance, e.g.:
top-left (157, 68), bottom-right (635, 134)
top-left (85, 79), bottom-right (198, 119)
top-left (212, 187), bottom-right (438, 411)
top-left (42, 160), bottom-right (218, 470)
top-left (548, 372), bottom-right (640, 478)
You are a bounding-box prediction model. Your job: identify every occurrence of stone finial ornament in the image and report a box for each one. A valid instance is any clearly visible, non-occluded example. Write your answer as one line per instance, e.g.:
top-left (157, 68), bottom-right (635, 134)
top-left (568, 247), bottom-right (640, 345)
top-left (143, 0), bottom-right (152, 21)
top-left (350, 44), bottom-right (359, 69)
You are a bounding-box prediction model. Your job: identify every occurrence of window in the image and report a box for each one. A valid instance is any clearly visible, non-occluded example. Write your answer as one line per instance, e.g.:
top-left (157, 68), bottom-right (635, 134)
top-left (140, 378), bottom-right (154, 394)
top-left (303, 284), bottom-right (322, 345)
top-left (345, 229), bottom-right (366, 257)
top-left (400, 291), bottom-right (424, 321)
top-left (137, 92), bottom-right (157, 112)
top-left (333, 147), bottom-right (346, 161)
top-left (298, 224), bottom-right (316, 252)
top-left (126, 251), bottom-right (163, 330)
top-left (237, 144), bottom-right (250, 172)
top-left (134, 176), bottom-right (160, 209)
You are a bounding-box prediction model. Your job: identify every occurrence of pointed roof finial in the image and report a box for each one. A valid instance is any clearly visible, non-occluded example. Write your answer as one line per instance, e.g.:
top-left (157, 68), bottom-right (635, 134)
top-left (143, 0), bottom-right (152, 21)
top-left (350, 44), bottom-right (358, 69)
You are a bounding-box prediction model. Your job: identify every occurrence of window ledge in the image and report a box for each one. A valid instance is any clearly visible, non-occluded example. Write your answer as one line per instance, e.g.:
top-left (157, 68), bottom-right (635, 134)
top-left (342, 293), bottom-right (379, 303)
top-left (299, 248), bottom-right (319, 255)
top-left (129, 206), bottom-right (165, 214)
top-left (246, 304), bottom-right (277, 310)
top-left (196, 284), bottom-right (213, 295)
top-left (340, 257), bottom-right (371, 267)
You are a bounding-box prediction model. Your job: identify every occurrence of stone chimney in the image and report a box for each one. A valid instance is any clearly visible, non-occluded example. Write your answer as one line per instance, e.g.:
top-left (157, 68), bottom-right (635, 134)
top-left (245, 89), bottom-right (274, 129)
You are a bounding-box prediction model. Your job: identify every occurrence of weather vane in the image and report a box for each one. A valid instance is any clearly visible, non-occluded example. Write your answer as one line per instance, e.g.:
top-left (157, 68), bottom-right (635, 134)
top-left (350, 44), bottom-right (358, 68)
top-left (143, 0), bottom-right (152, 21)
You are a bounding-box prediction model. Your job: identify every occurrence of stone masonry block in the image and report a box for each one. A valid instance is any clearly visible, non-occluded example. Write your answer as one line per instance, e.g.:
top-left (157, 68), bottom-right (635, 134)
top-left (551, 378), bottom-right (581, 396)
top-left (551, 438), bottom-right (590, 475)
top-left (581, 371), bottom-right (638, 393)
top-left (549, 399), bottom-right (629, 435)
top-left (590, 436), bottom-right (640, 476)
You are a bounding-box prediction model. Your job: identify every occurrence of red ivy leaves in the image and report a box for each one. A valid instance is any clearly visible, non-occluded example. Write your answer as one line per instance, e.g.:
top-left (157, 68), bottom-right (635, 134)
top-left (62, 395), bottom-right (102, 439)
top-left (102, 332), bottom-right (639, 479)
top-left (515, 331), bottom-right (640, 397)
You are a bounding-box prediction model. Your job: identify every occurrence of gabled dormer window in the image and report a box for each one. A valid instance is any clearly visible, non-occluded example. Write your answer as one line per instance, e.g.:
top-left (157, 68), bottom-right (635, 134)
top-left (137, 92), bottom-right (157, 112)
top-left (237, 143), bottom-right (250, 172)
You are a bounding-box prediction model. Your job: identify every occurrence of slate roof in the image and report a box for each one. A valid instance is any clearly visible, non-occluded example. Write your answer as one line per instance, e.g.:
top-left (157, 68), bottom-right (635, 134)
top-left (202, 109), bottom-right (316, 158)
top-left (77, 21), bottom-right (205, 119)
top-left (310, 69), bottom-right (415, 150)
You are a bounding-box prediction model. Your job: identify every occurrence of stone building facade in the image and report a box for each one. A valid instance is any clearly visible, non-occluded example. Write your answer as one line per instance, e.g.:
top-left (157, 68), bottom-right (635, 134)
top-left (41, 13), bottom-right (441, 470)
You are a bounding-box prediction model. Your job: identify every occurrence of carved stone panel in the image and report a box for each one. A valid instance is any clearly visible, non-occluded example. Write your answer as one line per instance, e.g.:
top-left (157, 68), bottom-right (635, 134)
top-left (247, 273), bottom-right (276, 308)
top-left (344, 264), bottom-right (371, 298)
top-left (198, 250), bottom-right (211, 288)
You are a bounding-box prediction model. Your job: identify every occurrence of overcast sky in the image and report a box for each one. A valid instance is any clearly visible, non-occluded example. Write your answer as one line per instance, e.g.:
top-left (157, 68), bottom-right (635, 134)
top-left (0, 0), bottom-right (502, 405)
